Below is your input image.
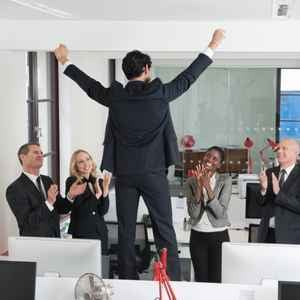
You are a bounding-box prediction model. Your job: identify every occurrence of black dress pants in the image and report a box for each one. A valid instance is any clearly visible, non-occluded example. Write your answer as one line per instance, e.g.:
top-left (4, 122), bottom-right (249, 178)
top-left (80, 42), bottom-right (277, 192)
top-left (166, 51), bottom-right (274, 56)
top-left (115, 171), bottom-right (181, 280)
top-left (189, 229), bottom-right (229, 283)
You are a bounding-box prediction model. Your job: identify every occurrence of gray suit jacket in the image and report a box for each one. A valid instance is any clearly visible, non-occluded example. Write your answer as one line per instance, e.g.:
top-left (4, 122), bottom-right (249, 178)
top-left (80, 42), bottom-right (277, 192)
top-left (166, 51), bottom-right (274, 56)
top-left (186, 173), bottom-right (232, 228)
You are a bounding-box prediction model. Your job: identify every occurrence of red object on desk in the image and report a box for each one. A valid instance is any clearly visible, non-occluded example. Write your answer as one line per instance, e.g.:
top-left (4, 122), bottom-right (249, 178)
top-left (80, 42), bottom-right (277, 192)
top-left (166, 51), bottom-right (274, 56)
top-left (153, 248), bottom-right (177, 300)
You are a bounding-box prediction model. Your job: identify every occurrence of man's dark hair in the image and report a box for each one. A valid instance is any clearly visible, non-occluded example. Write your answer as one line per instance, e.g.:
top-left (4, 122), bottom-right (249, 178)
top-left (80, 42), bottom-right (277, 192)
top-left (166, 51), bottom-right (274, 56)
top-left (17, 143), bottom-right (40, 165)
top-left (207, 146), bottom-right (225, 163)
top-left (122, 50), bottom-right (152, 80)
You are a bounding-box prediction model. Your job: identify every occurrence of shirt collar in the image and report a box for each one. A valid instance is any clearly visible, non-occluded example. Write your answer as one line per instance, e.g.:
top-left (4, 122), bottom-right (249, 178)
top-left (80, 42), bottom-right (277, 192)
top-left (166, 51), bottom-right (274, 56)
top-left (23, 171), bottom-right (39, 184)
top-left (281, 163), bottom-right (296, 177)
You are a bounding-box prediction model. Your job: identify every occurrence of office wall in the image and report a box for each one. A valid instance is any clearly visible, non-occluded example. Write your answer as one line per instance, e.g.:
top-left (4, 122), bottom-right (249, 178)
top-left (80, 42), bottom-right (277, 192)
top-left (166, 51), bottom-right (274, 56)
top-left (0, 51), bottom-right (27, 253)
top-left (58, 52), bottom-right (109, 194)
top-left (1, 20), bottom-right (300, 57)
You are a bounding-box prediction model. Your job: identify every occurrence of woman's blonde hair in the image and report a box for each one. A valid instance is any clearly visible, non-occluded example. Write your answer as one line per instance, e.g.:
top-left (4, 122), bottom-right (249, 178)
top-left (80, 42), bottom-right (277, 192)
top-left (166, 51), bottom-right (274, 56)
top-left (69, 149), bottom-right (101, 194)
top-left (69, 149), bottom-right (97, 179)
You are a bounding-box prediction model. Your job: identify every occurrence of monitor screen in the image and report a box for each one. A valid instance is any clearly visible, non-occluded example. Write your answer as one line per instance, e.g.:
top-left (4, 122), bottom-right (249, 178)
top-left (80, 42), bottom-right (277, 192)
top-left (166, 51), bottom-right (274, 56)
top-left (222, 242), bottom-right (300, 284)
top-left (8, 237), bottom-right (101, 277)
top-left (0, 259), bottom-right (36, 300)
top-left (278, 281), bottom-right (300, 300)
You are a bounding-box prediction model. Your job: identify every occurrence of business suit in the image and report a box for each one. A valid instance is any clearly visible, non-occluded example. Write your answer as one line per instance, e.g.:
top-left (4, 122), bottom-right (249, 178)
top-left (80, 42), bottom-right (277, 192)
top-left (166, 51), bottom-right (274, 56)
top-left (65, 176), bottom-right (109, 254)
top-left (64, 53), bottom-right (213, 280)
top-left (256, 197), bottom-right (275, 243)
top-left (6, 173), bottom-right (72, 237)
top-left (186, 173), bottom-right (231, 282)
top-left (257, 164), bottom-right (300, 244)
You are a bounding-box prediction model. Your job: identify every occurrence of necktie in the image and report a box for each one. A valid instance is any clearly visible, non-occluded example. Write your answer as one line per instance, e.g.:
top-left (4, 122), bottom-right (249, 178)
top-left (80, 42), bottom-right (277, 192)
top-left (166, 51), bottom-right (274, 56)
top-left (279, 169), bottom-right (286, 189)
top-left (36, 176), bottom-right (46, 200)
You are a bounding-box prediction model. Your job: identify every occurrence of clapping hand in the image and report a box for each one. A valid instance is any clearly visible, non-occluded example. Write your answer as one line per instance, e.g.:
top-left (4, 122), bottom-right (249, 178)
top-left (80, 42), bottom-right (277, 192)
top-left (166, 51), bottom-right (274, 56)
top-left (47, 184), bottom-right (59, 205)
top-left (102, 172), bottom-right (112, 197)
top-left (68, 179), bottom-right (86, 200)
top-left (193, 163), bottom-right (211, 190)
top-left (272, 173), bottom-right (280, 195)
top-left (259, 168), bottom-right (268, 193)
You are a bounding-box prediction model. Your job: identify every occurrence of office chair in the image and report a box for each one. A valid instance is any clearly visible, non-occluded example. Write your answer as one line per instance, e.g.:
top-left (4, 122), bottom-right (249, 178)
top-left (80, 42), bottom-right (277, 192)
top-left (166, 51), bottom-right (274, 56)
top-left (245, 183), bottom-right (262, 219)
top-left (248, 224), bottom-right (260, 243)
top-left (106, 221), bottom-right (152, 278)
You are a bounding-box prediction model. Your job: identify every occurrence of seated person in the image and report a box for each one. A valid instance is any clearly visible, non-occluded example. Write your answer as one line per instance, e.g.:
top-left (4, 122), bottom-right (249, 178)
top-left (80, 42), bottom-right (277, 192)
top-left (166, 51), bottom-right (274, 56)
top-left (6, 143), bottom-right (85, 237)
top-left (185, 146), bottom-right (232, 283)
top-left (66, 149), bottom-right (111, 254)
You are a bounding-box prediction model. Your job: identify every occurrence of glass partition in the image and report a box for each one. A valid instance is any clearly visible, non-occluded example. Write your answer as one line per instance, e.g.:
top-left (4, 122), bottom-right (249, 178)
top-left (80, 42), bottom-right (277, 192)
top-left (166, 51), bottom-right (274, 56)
top-left (154, 66), bottom-right (277, 186)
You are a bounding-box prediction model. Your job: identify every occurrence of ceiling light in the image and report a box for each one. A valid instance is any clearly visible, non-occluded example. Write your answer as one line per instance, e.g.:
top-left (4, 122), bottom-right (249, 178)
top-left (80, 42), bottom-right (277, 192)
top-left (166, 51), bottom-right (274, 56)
top-left (10, 0), bottom-right (73, 19)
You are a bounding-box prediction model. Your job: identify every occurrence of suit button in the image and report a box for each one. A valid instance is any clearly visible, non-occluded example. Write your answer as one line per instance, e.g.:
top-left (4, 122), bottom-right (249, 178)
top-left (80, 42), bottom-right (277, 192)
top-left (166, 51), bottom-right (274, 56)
top-left (92, 211), bottom-right (96, 215)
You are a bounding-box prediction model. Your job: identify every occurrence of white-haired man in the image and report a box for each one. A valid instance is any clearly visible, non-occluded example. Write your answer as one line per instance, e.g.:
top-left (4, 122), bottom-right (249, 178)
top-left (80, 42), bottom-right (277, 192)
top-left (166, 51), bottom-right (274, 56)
top-left (258, 139), bottom-right (300, 244)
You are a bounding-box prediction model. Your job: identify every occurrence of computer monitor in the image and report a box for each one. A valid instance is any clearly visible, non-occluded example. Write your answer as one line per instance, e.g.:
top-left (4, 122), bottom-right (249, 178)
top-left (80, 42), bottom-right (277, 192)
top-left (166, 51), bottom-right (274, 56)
top-left (222, 242), bottom-right (300, 284)
top-left (8, 236), bottom-right (101, 277)
top-left (0, 258), bottom-right (36, 300)
top-left (278, 281), bottom-right (300, 300)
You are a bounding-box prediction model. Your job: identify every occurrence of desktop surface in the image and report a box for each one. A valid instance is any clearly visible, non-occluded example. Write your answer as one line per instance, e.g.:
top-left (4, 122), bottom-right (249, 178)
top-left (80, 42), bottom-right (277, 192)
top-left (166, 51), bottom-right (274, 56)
top-left (35, 277), bottom-right (277, 300)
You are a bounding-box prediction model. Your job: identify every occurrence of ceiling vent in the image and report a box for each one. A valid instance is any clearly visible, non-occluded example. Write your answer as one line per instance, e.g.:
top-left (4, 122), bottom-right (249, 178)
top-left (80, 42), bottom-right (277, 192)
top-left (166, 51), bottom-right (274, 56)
top-left (272, 0), bottom-right (294, 18)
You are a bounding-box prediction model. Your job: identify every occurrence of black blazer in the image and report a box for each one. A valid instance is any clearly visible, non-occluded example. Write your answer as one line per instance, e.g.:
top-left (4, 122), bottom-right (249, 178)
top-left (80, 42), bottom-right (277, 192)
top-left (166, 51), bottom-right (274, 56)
top-left (257, 165), bottom-right (300, 243)
top-left (6, 173), bottom-right (72, 237)
top-left (64, 53), bottom-right (212, 175)
top-left (65, 176), bottom-right (109, 253)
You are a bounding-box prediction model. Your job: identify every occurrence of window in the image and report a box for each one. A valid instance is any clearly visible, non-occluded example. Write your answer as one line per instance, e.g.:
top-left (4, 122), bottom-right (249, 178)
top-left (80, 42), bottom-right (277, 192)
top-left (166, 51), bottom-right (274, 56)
top-left (27, 52), bottom-right (60, 183)
top-left (279, 69), bottom-right (300, 141)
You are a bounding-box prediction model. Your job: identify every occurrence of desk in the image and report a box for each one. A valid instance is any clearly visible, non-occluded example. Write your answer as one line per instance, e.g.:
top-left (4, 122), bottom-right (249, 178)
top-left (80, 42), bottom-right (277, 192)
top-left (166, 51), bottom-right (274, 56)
top-left (35, 277), bottom-right (277, 300)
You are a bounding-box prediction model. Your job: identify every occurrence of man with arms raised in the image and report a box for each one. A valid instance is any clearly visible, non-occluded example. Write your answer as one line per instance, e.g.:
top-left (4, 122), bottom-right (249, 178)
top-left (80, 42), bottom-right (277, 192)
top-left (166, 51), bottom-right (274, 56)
top-left (54, 29), bottom-right (225, 280)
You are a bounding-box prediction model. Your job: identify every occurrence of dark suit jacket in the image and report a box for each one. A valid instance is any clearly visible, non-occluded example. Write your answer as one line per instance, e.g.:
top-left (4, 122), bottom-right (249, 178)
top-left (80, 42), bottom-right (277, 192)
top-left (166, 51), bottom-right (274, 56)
top-left (6, 173), bottom-right (72, 237)
top-left (64, 53), bottom-right (212, 175)
top-left (65, 176), bottom-right (109, 253)
top-left (257, 165), bottom-right (300, 243)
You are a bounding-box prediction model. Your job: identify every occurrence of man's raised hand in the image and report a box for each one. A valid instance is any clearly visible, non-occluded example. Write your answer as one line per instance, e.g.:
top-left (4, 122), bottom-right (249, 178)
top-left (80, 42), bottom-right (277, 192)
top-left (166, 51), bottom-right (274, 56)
top-left (208, 29), bottom-right (226, 50)
top-left (54, 44), bottom-right (69, 65)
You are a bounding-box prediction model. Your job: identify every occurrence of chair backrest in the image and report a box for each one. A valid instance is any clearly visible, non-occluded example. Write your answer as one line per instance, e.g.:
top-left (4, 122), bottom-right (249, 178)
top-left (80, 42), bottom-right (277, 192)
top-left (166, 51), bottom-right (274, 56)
top-left (248, 223), bottom-right (260, 243)
top-left (106, 221), bottom-right (151, 273)
top-left (106, 221), bottom-right (118, 250)
top-left (245, 182), bottom-right (262, 218)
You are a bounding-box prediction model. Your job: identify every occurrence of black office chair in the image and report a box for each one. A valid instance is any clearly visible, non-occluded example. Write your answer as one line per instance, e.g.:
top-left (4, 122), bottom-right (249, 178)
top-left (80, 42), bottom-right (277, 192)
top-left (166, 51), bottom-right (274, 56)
top-left (106, 221), bottom-right (152, 278)
top-left (248, 223), bottom-right (260, 243)
top-left (245, 183), bottom-right (262, 219)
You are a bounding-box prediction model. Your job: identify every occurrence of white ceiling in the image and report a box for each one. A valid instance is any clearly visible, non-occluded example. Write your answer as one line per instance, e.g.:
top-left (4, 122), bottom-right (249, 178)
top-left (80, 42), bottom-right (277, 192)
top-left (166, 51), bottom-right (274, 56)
top-left (1, 0), bottom-right (300, 21)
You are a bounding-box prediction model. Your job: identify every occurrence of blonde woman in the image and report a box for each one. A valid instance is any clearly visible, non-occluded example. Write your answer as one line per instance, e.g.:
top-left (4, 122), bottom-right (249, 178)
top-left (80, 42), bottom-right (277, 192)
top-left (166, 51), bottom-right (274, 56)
top-left (66, 149), bottom-right (112, 254)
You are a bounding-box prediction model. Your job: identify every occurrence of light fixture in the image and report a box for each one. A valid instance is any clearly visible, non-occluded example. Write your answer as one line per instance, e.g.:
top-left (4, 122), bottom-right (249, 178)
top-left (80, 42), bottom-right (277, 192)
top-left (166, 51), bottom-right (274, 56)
top-left (10, 0), bottom-right (73, 19)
